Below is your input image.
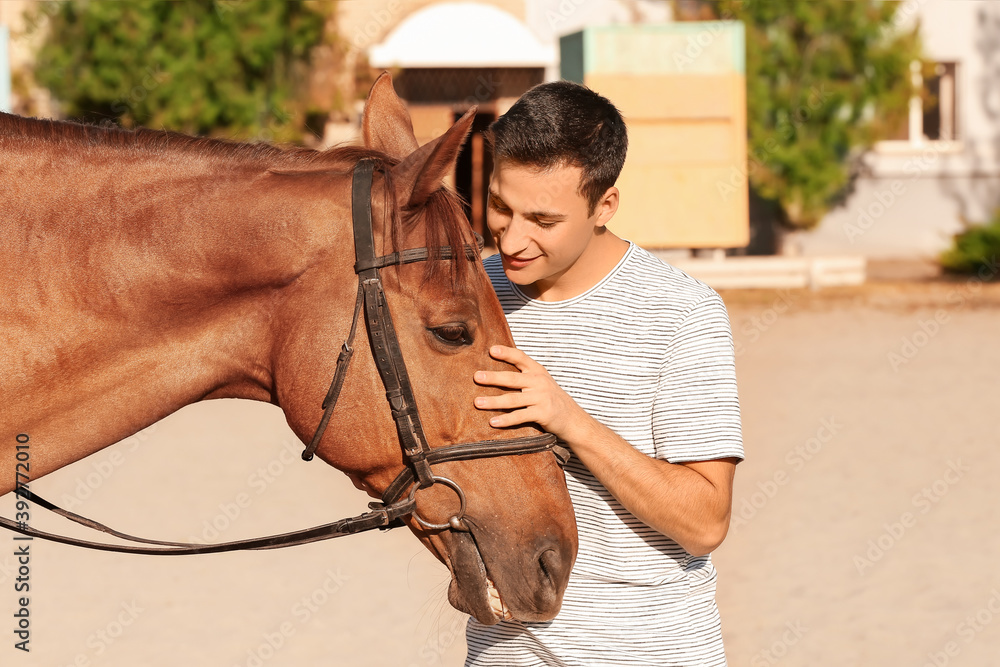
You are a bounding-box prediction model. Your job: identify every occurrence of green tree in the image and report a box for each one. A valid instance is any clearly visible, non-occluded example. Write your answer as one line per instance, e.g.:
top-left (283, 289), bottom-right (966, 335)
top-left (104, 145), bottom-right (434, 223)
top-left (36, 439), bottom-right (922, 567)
top-left (30, 0), bottom-right (329, 142)
top-left (681, 0), bottom-right (922, 229)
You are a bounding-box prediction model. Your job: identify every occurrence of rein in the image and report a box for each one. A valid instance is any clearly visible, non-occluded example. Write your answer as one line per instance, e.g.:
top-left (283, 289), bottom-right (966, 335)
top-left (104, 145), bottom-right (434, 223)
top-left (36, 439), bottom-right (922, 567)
top-left (0, 158), bottom-right (567, 554)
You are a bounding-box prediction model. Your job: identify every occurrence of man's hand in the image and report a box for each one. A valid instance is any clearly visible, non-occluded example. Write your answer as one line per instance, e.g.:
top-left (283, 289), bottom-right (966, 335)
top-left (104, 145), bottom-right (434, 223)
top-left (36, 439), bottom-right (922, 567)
top-left (472, 345), bottom-right (586, 440)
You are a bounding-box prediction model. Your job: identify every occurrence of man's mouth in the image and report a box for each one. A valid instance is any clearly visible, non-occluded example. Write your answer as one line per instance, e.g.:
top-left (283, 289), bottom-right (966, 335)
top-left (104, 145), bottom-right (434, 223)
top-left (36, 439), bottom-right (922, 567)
top-left (502, 253), bottom-right (539, 269)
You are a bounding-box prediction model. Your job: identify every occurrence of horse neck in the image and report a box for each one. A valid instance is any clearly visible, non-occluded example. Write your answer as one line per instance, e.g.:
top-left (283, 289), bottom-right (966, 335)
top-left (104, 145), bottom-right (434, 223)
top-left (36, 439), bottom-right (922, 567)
top-left (0, 141), bottom-right (351, 488)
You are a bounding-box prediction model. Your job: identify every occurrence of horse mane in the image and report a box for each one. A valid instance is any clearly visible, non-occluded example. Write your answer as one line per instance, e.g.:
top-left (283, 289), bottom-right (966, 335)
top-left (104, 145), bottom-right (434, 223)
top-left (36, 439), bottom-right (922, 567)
top-left (0, 111), bottom-right (362, 169)
top-left (1, 112), bottom-right (476, 284)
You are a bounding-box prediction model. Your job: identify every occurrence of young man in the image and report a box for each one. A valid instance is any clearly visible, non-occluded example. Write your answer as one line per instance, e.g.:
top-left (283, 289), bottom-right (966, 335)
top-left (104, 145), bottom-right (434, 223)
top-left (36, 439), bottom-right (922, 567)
top-left (467, 81), bottom-right (744, 665)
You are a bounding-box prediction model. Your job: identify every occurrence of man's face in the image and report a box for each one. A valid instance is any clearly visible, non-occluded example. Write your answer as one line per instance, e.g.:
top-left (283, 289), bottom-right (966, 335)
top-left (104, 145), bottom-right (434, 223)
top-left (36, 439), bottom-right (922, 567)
top-left (487, 161), bottom-right (611, 300)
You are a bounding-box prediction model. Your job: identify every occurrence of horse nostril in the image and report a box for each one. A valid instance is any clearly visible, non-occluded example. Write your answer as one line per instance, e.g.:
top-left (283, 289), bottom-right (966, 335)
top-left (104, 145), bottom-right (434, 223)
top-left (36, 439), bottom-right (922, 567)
top-left (537, 546), bottom-right (563, 587)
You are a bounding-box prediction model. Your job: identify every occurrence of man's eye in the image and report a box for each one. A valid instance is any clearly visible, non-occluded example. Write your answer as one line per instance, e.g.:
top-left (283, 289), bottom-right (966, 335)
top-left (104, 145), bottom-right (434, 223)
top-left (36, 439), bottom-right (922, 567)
top-left (430, 325), bottom-right (473, 346)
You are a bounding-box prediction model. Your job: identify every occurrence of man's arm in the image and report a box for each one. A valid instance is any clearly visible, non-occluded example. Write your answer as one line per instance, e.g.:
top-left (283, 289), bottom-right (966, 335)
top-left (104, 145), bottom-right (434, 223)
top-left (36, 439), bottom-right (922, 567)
top-left (474, 345), bottom-right (738, 557)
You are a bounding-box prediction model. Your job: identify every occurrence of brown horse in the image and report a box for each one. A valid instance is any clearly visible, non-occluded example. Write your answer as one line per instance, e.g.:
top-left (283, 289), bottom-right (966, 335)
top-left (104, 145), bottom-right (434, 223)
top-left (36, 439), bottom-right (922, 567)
top-left (0, 74), bottom-right (576, 625)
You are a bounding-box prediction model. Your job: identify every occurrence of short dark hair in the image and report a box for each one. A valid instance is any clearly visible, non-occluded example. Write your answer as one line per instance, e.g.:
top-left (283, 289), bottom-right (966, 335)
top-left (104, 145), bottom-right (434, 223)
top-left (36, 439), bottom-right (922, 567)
top-left (485, 80), bottom-right (628, 214)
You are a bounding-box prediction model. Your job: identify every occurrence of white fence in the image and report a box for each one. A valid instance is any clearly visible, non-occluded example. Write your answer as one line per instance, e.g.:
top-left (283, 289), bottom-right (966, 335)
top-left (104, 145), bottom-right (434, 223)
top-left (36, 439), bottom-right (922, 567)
top-left (658, 254), bottom-right (867, 290)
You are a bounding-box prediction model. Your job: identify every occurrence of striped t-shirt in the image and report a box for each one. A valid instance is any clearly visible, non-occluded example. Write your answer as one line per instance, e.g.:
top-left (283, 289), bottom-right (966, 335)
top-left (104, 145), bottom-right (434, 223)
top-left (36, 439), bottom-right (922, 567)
top-left (466, 243), bottom-right (744, 667)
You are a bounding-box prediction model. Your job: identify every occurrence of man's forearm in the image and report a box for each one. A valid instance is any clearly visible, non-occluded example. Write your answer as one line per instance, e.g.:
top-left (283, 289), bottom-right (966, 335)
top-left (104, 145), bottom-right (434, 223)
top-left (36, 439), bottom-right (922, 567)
top-left (563, 414), bottom-right (737, 557)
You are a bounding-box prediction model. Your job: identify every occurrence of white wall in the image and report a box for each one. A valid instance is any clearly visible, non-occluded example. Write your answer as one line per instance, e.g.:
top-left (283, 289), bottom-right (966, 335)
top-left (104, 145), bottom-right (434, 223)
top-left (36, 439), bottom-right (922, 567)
top-left (790, 0), bottom-right (1000, 259)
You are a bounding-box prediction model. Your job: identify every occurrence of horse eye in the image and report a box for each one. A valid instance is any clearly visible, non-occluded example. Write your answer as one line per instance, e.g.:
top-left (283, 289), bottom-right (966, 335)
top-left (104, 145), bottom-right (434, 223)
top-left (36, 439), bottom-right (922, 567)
top-left (430, 325), bottom-right (472, 346)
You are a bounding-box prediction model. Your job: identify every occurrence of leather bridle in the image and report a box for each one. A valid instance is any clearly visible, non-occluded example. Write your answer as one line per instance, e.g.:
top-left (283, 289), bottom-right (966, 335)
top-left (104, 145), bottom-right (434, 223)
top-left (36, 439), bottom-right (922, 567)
top-left (0, 158), bottom-right (567, 554)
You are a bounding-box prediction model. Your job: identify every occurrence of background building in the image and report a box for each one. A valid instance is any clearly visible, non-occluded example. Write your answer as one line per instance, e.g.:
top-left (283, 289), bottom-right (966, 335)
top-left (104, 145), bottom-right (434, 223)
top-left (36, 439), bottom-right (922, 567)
top-left (787, 0), bottom-right (1000, 260)
top-left (335, 0), bottom-right (675, 245)
top-left (0, 0), bottom-right (53, 117)
top-left (6, 0), bottom-right (996, 262)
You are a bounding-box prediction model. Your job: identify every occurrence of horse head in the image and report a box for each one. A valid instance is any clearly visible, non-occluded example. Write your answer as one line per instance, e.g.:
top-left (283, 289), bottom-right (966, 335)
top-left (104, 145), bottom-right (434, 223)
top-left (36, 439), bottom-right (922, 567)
top-left (274, 74), bottom-right (578, 624)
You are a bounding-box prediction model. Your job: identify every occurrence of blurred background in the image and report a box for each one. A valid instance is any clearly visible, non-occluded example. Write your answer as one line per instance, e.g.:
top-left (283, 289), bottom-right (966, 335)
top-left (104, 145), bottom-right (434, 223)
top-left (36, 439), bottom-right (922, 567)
top-left (2, 1), bottom-right (999, 665)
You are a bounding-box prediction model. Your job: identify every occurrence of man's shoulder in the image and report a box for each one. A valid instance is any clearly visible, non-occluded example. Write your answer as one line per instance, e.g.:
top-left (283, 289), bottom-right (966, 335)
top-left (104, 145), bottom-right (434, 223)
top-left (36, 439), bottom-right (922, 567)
top-left (482, 253), bottom-right (510, 293)
top-left (613, 245), bottom-right (722, 312)
top-left (481, 245), bottom-right (724, 315)
top-left (483, 252), bottom-right (503, 273)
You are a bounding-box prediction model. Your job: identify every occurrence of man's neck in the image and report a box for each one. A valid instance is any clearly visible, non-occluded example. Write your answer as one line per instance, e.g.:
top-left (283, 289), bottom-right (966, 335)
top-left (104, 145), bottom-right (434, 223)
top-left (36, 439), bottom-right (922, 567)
top-left (524, 232), bottom-right (630, 302)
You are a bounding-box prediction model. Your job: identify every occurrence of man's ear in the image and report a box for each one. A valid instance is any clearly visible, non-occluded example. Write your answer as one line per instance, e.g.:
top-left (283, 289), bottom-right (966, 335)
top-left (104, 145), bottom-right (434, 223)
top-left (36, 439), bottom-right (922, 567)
top-left (594, 187), bottom-right (619, 228)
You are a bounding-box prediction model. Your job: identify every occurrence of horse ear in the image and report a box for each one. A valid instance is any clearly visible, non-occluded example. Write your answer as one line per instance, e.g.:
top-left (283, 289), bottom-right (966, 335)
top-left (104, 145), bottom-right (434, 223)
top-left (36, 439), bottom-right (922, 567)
top-left (391, 108), bottom-right (476, 209)
top-left (362, 72), bottom-right (419, 160)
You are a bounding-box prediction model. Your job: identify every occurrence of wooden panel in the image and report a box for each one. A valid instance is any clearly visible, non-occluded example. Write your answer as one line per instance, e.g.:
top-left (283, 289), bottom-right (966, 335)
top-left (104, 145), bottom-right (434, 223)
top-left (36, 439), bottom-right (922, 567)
top-left (585, 73), bottom-right (739, 120)
top-left (626, 121), bottom-right (737, 165)
top-left (611, 165), bottom-right (749, 248)
top-left (558, 24), bottom-right (749, 249)
top-left (408, 104), bottom-right (455, 146)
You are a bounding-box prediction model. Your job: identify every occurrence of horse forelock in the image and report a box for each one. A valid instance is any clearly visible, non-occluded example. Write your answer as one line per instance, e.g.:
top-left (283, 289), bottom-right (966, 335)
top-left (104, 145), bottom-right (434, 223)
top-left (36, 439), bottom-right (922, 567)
top-left (391, 175), bottom-right (477, 287)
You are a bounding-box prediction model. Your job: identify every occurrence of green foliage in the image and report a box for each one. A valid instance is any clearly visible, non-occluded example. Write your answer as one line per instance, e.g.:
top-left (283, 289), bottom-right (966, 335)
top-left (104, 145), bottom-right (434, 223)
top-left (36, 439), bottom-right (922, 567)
top-left (940, 214), bottom-right (1000, 278)
top-left (31, 0), bottom-right (328, 142)
top-left (711, 0), bottom-right (923, 229)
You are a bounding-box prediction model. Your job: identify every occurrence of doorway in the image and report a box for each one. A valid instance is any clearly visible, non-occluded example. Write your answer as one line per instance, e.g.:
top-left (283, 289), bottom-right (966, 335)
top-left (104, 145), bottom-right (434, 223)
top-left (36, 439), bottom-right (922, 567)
top-left (454, 112), bottom-right (496, 249)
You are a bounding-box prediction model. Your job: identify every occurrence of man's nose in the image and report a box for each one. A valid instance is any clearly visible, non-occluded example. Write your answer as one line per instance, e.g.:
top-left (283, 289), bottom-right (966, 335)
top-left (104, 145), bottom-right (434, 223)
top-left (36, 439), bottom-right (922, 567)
top-left (498, 216), bottom-right (530, 255)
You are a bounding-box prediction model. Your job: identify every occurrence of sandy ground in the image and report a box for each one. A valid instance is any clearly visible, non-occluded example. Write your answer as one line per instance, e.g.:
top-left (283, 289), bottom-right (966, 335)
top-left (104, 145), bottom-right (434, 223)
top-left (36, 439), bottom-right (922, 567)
top-left (2, 272), bottom-right (999, 666)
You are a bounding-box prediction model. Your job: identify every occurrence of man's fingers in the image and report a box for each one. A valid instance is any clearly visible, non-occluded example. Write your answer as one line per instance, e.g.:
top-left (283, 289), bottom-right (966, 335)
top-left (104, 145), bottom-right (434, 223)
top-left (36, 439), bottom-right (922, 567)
top-left (474, 393), bottom-right (530, 411)
top-left (473, 369), bottom-right (531, 389)
top-left (488, 344), bottom-right (520, 361)
top-left (488, 345), bottom-right (539, 371)
top-left (486, 411), bottom-right (532, 429)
